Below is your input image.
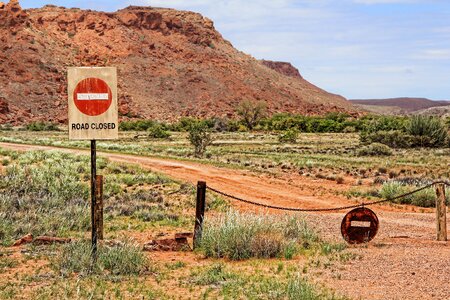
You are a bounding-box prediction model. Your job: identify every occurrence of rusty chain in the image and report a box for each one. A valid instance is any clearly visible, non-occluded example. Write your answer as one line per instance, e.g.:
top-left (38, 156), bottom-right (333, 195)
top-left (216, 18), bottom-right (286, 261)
top-left (206, 181), bottom-right (449, 212)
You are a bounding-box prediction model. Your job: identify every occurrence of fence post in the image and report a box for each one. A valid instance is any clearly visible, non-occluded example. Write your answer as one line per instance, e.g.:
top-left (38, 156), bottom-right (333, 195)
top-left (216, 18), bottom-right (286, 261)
top-left (193, 181), bottom-right (207, 249)
top-left (435, 183), bottom-right (447, 241)
top-left (94, 175), bottom-right (104, 240)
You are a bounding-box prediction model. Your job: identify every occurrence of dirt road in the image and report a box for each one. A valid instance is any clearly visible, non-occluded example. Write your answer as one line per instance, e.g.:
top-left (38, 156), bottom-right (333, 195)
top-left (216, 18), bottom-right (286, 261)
top-left (0, 142), bottom-right (448, 300)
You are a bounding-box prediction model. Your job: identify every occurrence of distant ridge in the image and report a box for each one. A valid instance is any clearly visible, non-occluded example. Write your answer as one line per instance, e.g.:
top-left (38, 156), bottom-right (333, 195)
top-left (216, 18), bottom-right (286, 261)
top-left (350, 97), bottom-right (450, 114)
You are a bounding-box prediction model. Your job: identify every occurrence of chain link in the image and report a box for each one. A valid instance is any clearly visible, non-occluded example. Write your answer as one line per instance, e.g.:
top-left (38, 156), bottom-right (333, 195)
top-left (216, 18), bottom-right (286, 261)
top-left (206, 181), bottom-right (449, 212)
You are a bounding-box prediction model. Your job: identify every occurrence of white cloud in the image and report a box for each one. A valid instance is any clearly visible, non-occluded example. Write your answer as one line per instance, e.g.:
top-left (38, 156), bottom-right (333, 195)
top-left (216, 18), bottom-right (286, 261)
top-left (352, 0), bottom-right (419, 4)
top-left (415, 49), bottom-right (450, 60)
top-left (126, 0), bottom-right (450, 99)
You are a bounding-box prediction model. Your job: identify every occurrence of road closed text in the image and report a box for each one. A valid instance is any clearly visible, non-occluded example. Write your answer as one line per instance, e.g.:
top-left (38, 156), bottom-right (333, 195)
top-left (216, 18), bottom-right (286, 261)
top-left (71, 123), bottom-right (116, 130)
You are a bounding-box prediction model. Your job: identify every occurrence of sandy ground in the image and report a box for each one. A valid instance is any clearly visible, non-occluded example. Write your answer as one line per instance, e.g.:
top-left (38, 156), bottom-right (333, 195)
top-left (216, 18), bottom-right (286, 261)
top-left (0, 142), bottom-right (448, 300)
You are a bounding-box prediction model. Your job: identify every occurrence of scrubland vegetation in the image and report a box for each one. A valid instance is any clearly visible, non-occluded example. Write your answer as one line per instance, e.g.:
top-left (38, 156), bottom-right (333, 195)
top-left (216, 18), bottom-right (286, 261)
top-left (2, 113), bottom-right (449, 209)
top-left (0, 112), bottom-right (448, 298)
top-left (0, 148), bottom-right (349, 299)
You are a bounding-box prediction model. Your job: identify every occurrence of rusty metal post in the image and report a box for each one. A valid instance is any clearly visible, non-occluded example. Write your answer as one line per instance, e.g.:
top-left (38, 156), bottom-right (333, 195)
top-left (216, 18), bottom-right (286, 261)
top-left (90, 140), bottom-right (97, 260)
top-left (94, 175), bottom-right (104, 240)
top-left (435, 183), bottom-right (447, 241)
top-left (193, 181), bottom-right (206, 249)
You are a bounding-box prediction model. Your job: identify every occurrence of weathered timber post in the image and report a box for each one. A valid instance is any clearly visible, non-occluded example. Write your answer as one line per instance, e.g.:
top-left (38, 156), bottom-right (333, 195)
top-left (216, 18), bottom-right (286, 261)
top-left (193, 181), bottom-right (207, 249)
top-left (95, 175), bottom-right (104, 240)
top-left (91, 140), bottom-right (98, 259)
top-left (435, 183), bottom-right (447, 241)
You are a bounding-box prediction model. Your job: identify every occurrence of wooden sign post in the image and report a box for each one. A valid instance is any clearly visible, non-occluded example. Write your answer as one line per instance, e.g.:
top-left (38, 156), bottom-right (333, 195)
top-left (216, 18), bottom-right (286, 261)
top-left (68, 67), bottom-right (118, 259)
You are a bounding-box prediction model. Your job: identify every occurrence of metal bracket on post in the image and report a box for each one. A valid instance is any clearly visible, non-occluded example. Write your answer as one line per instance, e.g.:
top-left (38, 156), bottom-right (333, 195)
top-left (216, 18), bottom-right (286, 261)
top-left (435, 183), bottom-right (447, 241)
top-left (193, 181), bottom-right (207, 249)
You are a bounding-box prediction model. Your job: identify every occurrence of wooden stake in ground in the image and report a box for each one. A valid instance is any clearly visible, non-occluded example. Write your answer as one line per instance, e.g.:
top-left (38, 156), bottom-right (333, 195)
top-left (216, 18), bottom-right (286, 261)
top-left (193, 181), bottom-right (206, 249)
top-left (435, 183), bottom-right (447, 241)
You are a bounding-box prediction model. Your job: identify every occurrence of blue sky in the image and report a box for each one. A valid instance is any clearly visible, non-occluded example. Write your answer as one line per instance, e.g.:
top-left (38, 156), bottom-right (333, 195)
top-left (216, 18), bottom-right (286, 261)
top-left (20, 0), bottom-right (450, 100)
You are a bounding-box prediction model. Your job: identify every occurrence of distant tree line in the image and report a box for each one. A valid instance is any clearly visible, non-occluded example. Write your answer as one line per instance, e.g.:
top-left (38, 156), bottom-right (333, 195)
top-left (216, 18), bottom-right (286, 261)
top-left (5, 100), bottom-right (450, 149)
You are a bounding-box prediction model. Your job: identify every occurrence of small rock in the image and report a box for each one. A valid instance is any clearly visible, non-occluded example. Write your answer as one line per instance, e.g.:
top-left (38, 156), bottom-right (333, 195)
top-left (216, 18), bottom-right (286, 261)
top-left (12, 233), bottom-right (33, 246)
top-left (33, 236), bottom-right (71, 245)
top-left (143, 237), bottom-right (190, 251)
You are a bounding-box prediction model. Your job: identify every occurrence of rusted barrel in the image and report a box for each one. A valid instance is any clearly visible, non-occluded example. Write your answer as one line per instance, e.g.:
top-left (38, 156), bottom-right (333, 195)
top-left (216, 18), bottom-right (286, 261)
top-left (341, 207), bottom-right (379, 244)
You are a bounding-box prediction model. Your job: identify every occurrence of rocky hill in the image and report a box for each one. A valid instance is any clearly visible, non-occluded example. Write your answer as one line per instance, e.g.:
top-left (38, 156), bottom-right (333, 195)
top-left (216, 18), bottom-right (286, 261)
top-left (0, 0), bottom-right (357, 124)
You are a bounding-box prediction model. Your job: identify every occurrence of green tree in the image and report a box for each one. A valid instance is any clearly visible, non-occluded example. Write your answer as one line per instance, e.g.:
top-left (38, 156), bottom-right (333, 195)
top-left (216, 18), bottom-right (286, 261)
top-left (236, 100), bottom-right (267, 130)
top-left (188, 121), bottom-right (214, 157)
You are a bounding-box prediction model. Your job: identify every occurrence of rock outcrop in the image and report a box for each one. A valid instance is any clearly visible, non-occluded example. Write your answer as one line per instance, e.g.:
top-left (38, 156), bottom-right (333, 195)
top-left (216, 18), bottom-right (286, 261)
top-left (261, 60), bottom-right (303, 79)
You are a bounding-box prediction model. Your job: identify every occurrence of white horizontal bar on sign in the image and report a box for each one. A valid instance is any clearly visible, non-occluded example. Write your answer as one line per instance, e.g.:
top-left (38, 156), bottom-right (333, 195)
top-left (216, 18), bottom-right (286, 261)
top-left (76, 93), bottom-right (109, 100)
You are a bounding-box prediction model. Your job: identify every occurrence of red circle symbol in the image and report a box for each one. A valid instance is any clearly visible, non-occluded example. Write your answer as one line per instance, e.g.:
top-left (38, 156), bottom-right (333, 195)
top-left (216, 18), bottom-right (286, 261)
top-left (73, 78), bottom-right (112, 116)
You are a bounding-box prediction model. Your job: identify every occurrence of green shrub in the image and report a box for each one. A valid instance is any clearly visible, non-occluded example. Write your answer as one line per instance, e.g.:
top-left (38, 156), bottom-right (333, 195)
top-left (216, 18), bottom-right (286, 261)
top-left (360, 130), bottom-right (414, 148)
top-left (359, 115), bottom-right (408, 133)
top-left (378, 181), bottom-right (446, 207)
top-left (147, 124), bottom-right (171, 139)
top-left (409, 188), bottom-right (437, 207)
top-left (407, 116), bottom-right (448, 147)
top-left (119, 120), bottom-right (156, 131)
top-left (170, 117), bottom-right (215, 132)
top-left (379, 181), bottom-right (409, 204)
top-left (357, 143), bottom-right (392, 156)
top-left (0, 124), bottom-right (13, 131)
top-left (25, 121), bottom-right (59, 131)
top-left (198, 210), bottom-right (320, 260)
top-left (278, 128), bottom-right (299, 143)
top-left (188, 121), bottom-right (214, 157)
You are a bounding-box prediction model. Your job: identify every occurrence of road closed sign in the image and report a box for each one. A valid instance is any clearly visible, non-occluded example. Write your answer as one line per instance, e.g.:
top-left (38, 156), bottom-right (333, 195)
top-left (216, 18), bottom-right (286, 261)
top-left (68, 67), bottom-right (118, 140)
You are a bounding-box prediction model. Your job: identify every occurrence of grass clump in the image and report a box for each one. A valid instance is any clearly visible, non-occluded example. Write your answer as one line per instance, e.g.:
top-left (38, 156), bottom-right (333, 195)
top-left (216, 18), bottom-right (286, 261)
top-left (189, 264), bottom-right (347, 300)
top-left (197, 210), bottom-right (320, 260)
top-left (55, 240), bottom-right (149, 276)
top-left (407, 115), bottom-right (449, 147)
top-left (357, 142), bottom-right (392, 156)
top-left (378, 181), bottom-right (450, 207)
top-left (0, 151), bottom-right (90, 244)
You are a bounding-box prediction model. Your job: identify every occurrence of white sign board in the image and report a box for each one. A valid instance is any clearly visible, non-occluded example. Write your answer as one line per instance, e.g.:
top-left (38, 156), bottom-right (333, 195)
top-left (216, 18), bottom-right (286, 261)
top-left (68, 67), bottom-right (118, 140)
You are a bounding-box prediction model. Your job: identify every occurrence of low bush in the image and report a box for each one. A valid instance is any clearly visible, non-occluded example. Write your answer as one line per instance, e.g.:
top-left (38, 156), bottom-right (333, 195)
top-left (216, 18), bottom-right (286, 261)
top-left (0, 124), bottom-right (13, 131)
top-left (278, 128), bottom-right (299, 143)
top-left (147, 124), bottom-right (171, 139)
top-left (360, 130), bottom-right (414, 148)
top-left (119, 120), bottom-right (156, 131)
top-left (357, 143), bottom-right (392, 156)
top-left (360, 116), bottom-right (449, 148)
top-left (198, 210), bottom-right (320, 260)
top-left (378, 181), bottom-right (450, 207)
top-left (25, 121), bottom-right (59, 131)
top-left (359, 115), bottom-right (408, 134)
top-left (379, 181), bottom-right (410, 204)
